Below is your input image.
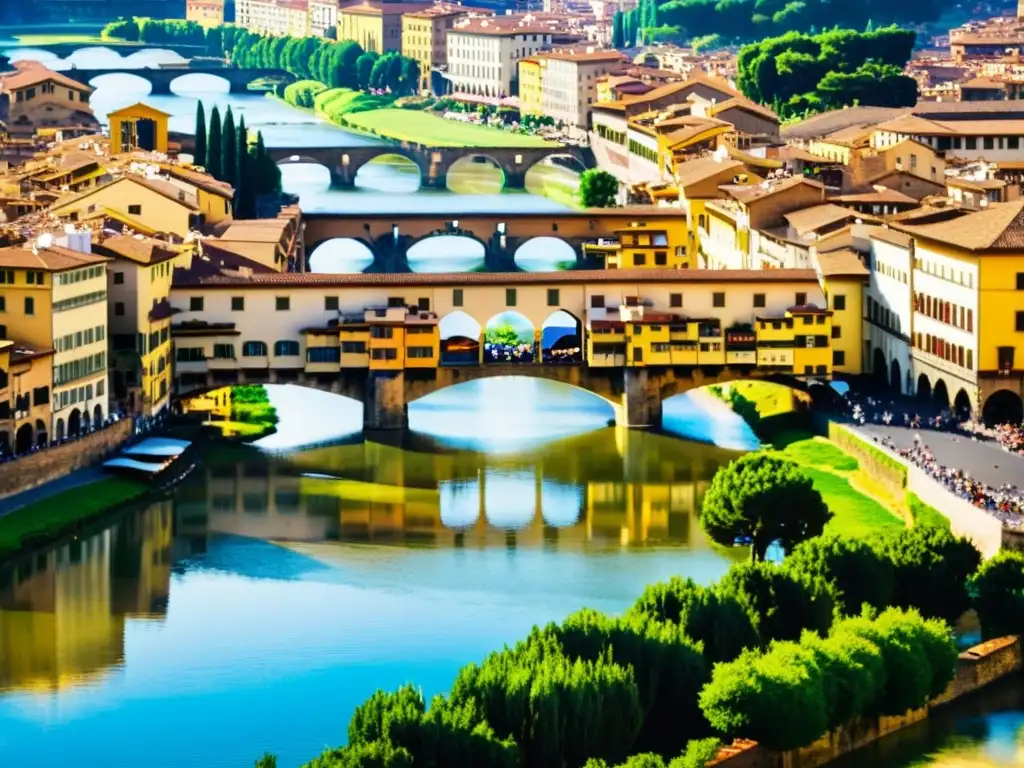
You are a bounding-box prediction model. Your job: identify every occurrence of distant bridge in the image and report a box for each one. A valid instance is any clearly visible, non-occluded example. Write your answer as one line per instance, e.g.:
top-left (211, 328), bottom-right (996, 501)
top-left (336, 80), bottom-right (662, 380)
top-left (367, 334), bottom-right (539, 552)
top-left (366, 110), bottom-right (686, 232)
top-left (302, 209), bottom-right (681, 272)
top-left (266, 144), bottom-right (593, 191)
top-left (66, 65), bottom-right (294, 94)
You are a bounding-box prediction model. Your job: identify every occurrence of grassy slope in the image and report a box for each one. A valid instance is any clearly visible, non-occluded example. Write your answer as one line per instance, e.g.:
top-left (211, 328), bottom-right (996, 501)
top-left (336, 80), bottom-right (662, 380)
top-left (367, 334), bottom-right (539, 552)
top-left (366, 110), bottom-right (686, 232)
top-left (0, 477), bottom-right (149, 557)
top-left (345, 109), bottom-right (556, 147)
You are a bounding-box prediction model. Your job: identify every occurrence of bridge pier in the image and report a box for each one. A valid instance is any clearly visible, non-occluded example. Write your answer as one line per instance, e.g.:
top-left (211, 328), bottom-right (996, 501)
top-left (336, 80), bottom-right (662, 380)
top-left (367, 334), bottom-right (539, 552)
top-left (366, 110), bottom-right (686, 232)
top-left (330, 166), bottom-right (355, 189)
top-left (364, 371), bottom-right (408, 430)
top-left (620, 368), bottom-right (663, 429)
top-left (503, 171), bottom-right (527, 189)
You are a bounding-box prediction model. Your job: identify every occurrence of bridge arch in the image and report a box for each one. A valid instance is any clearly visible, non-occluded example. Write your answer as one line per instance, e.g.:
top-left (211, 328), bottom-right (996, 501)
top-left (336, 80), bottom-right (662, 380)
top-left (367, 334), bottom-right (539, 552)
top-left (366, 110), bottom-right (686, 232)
top-left (525, 152), bottom-right (588, 176)
top-left (87, 72), bottom-right (153, 94)
top-left (446, 154), bottom-right (506, 193)
top-left (352, 153), bottom-right (422, 192)
top-left (439, 311), bottom-right (481, 365)
top-left (168, 72), bottom-right (233, 94)
top-left (541, 310), bottom-right (582, 364)
top-left (345, 149), bottom-right (430, 188)
top-left (484, 310), bottom-right (536, 364)
top-left (514, 236), bottom-right (578, 272)
top-left (308, 237), bottom-right (376, 273)
top-left (932, 378), bottom-right (950, 411)
top-left (407, 233), bottom-right (486, 273)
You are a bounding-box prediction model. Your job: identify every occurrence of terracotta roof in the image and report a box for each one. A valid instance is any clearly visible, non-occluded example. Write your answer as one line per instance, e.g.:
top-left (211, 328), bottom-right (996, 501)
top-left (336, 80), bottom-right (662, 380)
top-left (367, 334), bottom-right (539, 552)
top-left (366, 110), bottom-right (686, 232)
top-left (784, 204), bottom-right (859, 235)
top-left (622, 75), bottom-right (736, 106)
top-left (722, 176), bottom-right (824, 205)
top-left (946, 176), bottom-right (1006, 191)
top-left (52, 174), bottom-right (200, 213)
top-left (886, 201), bottom-right (970, 225)
top-left (815, 248), bottom-right (869, 278)
top-left (876, 116), bottom-right (1024, 137)
top-left (162, 165), bottom-right (234, 199)
top-left (8, 340), bottom-right (55, 362)
top-left (673, 156), bottom-right (744, 188)
top-left (341, 1), bottom-right (430, 13)
top-left (403, 4), bottom-right (492, 18)
top-left (870, 228), bottom-right (913, 248)
top-left (898, 200), bottom-right (1024, 251)
top-left (96, 234), bottom-right (179, 265)
top-left (174, 267), bottom-right (820, 289)
top-left (821, 123), bottom-right (878, 146)
top-left (831, 189), bottom-right (919, 205)
top-left (711, 96), bottom-right (779, 124)
top-left (778, 146), bottom-right (836, 165)
top-left (0, 244), bottom-right (110, 271)
top-left (0, 64), bottom-right (93, 94)
top-left (536, 50), bottom-right (625, 64)
top-left (962, 77), bottom-right (1005, 89)
top-left (781, 107), bottom-right (905, 141)
top-left (449, 18), bottom-right (552, 35)
top-left (149, 299), bottom-right (181, 321)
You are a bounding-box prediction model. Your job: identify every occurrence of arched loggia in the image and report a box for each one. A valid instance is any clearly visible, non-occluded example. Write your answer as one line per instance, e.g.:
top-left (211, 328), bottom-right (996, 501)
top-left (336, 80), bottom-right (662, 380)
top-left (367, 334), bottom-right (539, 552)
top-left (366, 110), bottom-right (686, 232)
top-left (889, 358), bottom-right (902, 394)
top-left (917, 373), bottom-right (932, 401)
top-left (541, 310), bottom-right (582, 364)
top-left (872, 348), bottom-right (888, 388)
top-left (982, 389), bottom-right (1024, 427)
top-left (953, 388), bottom-right (972, 419)
top-left (933, 378), bottom-right (950, 411)
top-left (439, 311), bottom-right (481, 365)
top-left (484, 311), bottom-right (535, 364)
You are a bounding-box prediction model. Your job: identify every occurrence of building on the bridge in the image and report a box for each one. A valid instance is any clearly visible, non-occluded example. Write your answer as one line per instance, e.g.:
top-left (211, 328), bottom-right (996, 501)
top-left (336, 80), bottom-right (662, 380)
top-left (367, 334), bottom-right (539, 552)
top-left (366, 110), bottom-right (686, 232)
top-left (186, 0), bottom-right (226, 28)
top-left (338, 2), bottom-right (430, 55)
top-left (0, 338), bottom-right (54, 455)
top-left (93, 234), bottom-right (189, 417)
top-left (515, 49), bottom-right (625, 129)
top-left (108, 103), bottom-right (171, 156)
top-left (582, 217), bottom-right (690, 269)
top-left (674, 154), bottom-right (761, 264)
top-left (0, 234), bottom-right (110, 441)
top-left (446, 19), bottom-right (553, 98)
top-left (0, 62), bottom-right (99, 141)
top-left (402, 4), bottom-right (491, 93)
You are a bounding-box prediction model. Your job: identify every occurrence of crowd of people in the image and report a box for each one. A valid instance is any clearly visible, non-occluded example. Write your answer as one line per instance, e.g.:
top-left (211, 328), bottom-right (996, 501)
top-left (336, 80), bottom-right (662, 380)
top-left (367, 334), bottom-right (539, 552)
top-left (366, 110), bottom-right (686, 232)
top-left (843, 391), bottom-right (1024, 530)
top-left (484, 342), bottom-right (535, 363)
top-left (542, 346), bottom-right (583, 364)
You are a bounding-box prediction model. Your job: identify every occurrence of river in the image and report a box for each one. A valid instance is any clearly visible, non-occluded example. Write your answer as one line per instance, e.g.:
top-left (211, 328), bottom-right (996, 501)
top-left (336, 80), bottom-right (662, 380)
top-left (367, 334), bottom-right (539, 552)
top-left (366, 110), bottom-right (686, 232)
top-left (1, 45), bottom-right (580, 272)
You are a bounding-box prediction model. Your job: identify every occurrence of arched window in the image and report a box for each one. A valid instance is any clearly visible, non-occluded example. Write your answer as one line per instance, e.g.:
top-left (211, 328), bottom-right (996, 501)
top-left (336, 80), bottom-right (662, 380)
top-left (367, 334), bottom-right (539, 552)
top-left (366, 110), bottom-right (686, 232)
top-left (157, 358), bottom-right (166, 373)
top-left (274, 340), bottom-right (300, 356)
top-left (242, 341), bottom-right (268, 357)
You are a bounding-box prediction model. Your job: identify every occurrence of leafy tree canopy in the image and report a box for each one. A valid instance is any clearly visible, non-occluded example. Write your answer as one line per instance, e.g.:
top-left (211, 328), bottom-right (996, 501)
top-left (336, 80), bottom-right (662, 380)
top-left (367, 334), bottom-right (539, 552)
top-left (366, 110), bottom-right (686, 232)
top-left (969, 549), bottom-right (1024, 640)
top-left (578, 169), bottom-right (620, 208)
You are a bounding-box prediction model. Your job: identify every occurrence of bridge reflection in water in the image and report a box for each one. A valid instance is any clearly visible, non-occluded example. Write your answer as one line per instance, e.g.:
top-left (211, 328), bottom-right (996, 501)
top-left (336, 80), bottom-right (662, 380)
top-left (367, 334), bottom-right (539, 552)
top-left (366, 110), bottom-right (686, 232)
top-left (0, 428), bottom-right (739, 695)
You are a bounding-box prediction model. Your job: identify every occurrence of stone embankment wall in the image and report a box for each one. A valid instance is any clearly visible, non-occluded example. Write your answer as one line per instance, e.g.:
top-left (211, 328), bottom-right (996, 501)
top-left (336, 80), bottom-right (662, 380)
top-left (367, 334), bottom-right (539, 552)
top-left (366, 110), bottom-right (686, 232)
top-left (710, 637), bottom-right (1022, 768)
top-left (828, 422), bottom-right (1009, 558)
top-left (0, 420), bottom-right (133, 499)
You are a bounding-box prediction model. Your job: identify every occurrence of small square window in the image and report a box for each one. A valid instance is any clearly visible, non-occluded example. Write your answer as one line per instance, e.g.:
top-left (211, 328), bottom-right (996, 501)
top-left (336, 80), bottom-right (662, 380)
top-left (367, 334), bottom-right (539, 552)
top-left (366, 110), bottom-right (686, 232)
top-left (115, 302), bottom-right (125, 316)
top-left (453, 289), bottom-right (464, 307)
top-left (1017, 272), bottom-right (1024, 290)
top-left (189, 296), bottom-right (203, 311)
top-left (24, 297), bottom-right (34, 316)
top-left (231, 296), bottom-right (245, 311)
top-left (325, 296), bottom-right (339, 311)
top-left (831, 326), bottom-right (841, 339)
top-left (833, 294), bottom-right (846, 311)
top-left (276, 296), bottom-right (290, 311)
top-left (795, 292), bottom-right (807, 306)
top-left (506, 288), bottom-right (517, 307)
top-left (128, 204), bottom-right (142, 215)
top-left (590, 295), bottom-right (605, 308)
top-left (547, 288), bottom-right (559, 306)
top-left (753, 293), bottom-right (765, 308)
top-left (1016, 311), bottom-right (1024, 332)
top-left (833, 350), bottom-right (845, 366)
top-left (670, 293), bottom-right (682, 308)
top-left (417, 297), bottom-right (430, 311)
top-left (712, 292), bottom-right (725, 308)
top-left (113, 272), bottom-right (124, 285)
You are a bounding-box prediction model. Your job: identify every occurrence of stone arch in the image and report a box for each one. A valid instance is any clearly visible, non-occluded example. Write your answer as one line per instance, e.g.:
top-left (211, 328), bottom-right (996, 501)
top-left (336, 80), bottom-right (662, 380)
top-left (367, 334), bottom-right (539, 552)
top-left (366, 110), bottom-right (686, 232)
top-left (347, 150), bottom-right (428, 186)
top-left (68, 408), bottom-right (82, 437)
top-left (541, 310), bottom-right (582, 364)
top-left (446, 154), bottom-right (506, 193)
top-left (953, 388), bottom-right (972, 418)
top-left (82, 409), bottom-right (92, 432)
top-left (352, 152), bottom-right (422, 191)
top-left (982, 389), bottom-right (1024, 426)
top-left (15, 423), bottom-right (33, 453)
top-left (916, 373), bottom-right (931, 401)
top-left (35, 418), bottom-right (47, 447)
top-left (933, 378), bottom-right (950, 411)
top-left (889, 358), bottom-right (902, 394)
top-left (513, 236), bottom-right (578, 271)
top-left (872, 347), bottom-right (888, 387)
top-left (439, 310), bottom-right (481, 366)
top-left (407, 233), bottom-right (486, 273)
top-left (86, 72), bottom-right (153, 94)
top-left (168, 72), bottom-right (234, 93)
top-left (484, 310), bottom-right (536, 364)
top-left (308, 237), bottom-right (376, 274)
top-left (56, 418), bottom-right (65, 442)
top-left (525, 152), bottom-right (588, 177)
top-left (93, 404), bottom-right (104, 426)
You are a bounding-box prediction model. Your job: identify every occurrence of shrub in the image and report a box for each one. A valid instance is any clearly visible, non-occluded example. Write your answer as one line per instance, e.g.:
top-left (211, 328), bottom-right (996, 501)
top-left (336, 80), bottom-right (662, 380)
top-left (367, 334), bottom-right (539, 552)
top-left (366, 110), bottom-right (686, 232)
top-left (628, 576), bottom-right (759, 663)
top-left (799, 630), bottom-right (885, 728)
top-left (970, 549), bottom-right (1024, 639)
top-left (872, 524), bottom-right (981, 625)
top-left (669, 739), bottom-right (721, 768)
top-left (715, 561), bottom-right (834, 644)
top-left (786, 534), bottom-right (894, 617)
top-left (283, 79), bottom-right (329, 108)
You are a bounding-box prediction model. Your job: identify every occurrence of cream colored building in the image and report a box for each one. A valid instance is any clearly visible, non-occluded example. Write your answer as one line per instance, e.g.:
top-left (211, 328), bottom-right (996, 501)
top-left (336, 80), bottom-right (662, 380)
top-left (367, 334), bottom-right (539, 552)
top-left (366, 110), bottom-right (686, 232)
top-left (339, 2), bottom-right (429, 54)
top-left (186, 0), bottom-right (225, 28)
top-left (526, 49), bottom-right (625, 128)
top-left (446, 20), bottom-right (553, 98)
top-left (402, 5), bottom-right (487, 92)
top-left (0, 235), bottom-right (110, 440)
top-left (309, 0), bottom-right (339, 37)
top-left (238, 0), bottom-right (310, 37)
top-left (0, 61), bottom-right (98, 139)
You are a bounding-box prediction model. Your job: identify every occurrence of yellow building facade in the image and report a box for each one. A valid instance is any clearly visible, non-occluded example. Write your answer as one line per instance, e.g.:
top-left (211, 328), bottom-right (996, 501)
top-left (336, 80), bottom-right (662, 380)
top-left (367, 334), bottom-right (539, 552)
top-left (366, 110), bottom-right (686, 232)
top-left (51, 176), bottom-right (204, 238)
top-left (0, 340), bottom-right (54, 454)
top-left (108, 103), bottom-right (171, 156)
top-left (517, 58), bottom-right (544, 114)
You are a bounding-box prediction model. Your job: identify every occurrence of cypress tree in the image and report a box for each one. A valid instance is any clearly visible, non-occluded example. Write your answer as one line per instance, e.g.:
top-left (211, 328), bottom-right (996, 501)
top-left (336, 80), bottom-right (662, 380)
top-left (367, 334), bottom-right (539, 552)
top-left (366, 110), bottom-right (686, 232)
top-left (612, 13), bottom-right (624, 49)
top-left (222, 106), bottom-right (237, 187)
top-left (194, 100), bottom-right (207, 169)
top-left (207, 104), bottom-right (222, 183)
top-left (255, 131), bottom-right (281, 196)
top-left (236, 116), bottom-right (255, 218)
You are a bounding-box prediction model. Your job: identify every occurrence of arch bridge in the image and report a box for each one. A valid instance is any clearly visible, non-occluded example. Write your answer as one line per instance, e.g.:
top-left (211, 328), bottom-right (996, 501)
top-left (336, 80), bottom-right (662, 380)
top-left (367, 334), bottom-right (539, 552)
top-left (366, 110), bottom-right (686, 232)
top-left (267, 144), bottom-right (592, 192)
top-left (69, 66), bottom-right (294, 94)
top-left (303, 208), bottom-right (683, 272)
top-left (177, 364), bottom-right (810, 433)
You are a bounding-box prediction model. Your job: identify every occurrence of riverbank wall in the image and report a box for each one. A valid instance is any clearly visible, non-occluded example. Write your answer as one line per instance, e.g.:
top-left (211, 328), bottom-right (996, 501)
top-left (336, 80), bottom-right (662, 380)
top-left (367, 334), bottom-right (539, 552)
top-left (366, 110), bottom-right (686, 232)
top-left (711, 636), bottom-right (1022, 768)
top-left (826, 422), bottom-right (1022, 557)
top-left (0, 420), bottom-right (132, 499)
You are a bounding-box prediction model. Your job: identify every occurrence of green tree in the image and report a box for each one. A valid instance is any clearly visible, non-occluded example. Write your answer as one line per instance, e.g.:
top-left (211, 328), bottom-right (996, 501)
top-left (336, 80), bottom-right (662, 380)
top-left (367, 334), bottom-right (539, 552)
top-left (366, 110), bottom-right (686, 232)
top-left (970, 549), bottom-right (1024, 639)
top-left (193, 100), bottom-right (207, 170)
top-left (254, 753), bottom-right (277, 768)
top-left (356, 51), bottom-right (380, 90)
top-left (207, 104), bottom-right (222, 182)
top-left (253, 131), bottom-right (282, 196)
top-left (700, 453), bottom-right (831, 562)
top-left (221, 106), bottom-right (237, 187)
top-left (102, 18), bottom-right (140, 41)
top-left (628, 576), bottom-right (758, 663)
top-left (400, 56), bottom-right (421, 95)
top-left (485, 325), bottom-right (525, 346)
top-left (671, 739), bottom-right (722, 768)
top-left (785, 534), bottom-right (894, 616)
top-left (715, 561), bottom-right (834, 643)
top-left (236, 116), bottom-right (254, 218)
top-left (612, 12), bottom-right (625, 48)
top-left (872, 524), bottom-right (981, 625)
top-left (578, 169), bottom-right (620, 207)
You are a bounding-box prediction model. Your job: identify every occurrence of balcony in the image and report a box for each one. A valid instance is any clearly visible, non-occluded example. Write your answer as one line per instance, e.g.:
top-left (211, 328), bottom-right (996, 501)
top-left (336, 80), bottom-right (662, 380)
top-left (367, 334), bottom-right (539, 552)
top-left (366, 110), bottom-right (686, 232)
top-left (365, 307), bottom-right (410, 323)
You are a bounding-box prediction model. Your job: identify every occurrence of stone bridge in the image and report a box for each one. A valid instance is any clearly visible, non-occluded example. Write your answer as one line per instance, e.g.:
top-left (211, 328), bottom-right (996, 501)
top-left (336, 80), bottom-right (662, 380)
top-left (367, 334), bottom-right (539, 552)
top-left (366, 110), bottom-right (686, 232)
top-left (67, 66), bottom-right (294, 94)
top-left (177, 363), bottom-right (810, 432)
top-left (267, 143), bottom-right (593, 191)
top-left (303, 208), bottom-right (683, 272)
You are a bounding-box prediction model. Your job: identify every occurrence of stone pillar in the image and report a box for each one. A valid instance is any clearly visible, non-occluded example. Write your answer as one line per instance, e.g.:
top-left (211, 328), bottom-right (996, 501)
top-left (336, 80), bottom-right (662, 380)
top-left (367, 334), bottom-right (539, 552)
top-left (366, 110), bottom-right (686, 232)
top-left (364, 371), bottom-right (408, 430)
top-left (621, 368), bottom-right (662, 428)
top-left (329, 167), bottom-right (354, 189)
top-left (503, 171), bottom-right (527, 189)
